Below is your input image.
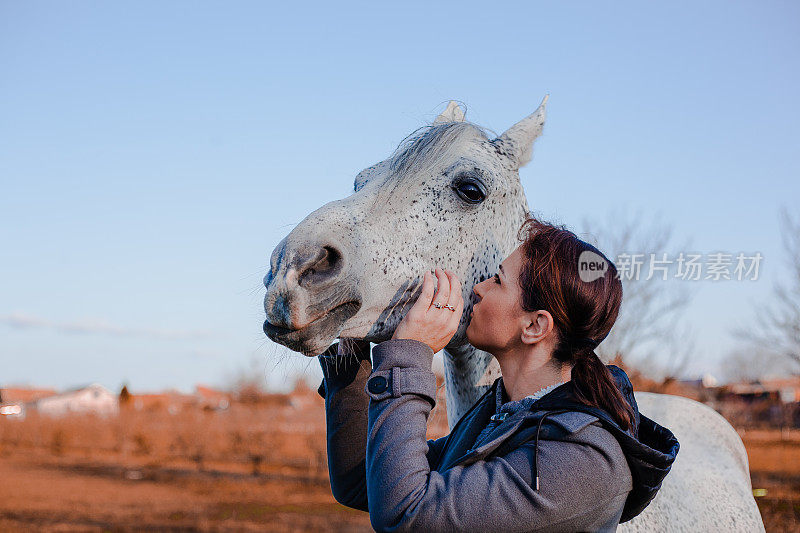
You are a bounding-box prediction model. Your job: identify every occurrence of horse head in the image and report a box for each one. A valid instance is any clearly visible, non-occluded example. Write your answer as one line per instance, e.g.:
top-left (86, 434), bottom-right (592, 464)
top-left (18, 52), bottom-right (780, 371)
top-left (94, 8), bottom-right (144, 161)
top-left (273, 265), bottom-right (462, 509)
top-left (263, 97), bottom-right (548, 357)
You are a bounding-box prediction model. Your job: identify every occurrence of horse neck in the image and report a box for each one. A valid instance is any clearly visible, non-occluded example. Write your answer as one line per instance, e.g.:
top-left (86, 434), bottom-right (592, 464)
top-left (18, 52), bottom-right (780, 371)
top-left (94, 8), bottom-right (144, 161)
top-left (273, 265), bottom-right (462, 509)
top-left (442, 343), bottom-right (501, 430)
top-left (438, 184), bottom-right (528, 428)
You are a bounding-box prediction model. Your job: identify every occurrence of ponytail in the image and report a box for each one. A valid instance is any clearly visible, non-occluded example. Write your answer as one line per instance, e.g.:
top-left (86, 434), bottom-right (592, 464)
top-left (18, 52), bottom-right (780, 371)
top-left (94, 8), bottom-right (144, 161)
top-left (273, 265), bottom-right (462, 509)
top-left (570, 347), bottom-right (637, 434)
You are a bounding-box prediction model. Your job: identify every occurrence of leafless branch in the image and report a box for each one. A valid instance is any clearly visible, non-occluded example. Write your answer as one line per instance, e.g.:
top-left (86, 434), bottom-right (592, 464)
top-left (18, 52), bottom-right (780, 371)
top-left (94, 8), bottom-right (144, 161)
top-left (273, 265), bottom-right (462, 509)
top-left (735, 207), bottom-right (800, 370)
top-left (580, 208), bottom-right (695, 380)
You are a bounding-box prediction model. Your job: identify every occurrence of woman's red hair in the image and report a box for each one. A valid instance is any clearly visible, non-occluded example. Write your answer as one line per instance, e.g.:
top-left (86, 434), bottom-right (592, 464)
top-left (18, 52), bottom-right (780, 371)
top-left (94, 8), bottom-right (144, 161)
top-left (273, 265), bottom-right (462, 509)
top-left (517, 215), bottom-right (636, 432)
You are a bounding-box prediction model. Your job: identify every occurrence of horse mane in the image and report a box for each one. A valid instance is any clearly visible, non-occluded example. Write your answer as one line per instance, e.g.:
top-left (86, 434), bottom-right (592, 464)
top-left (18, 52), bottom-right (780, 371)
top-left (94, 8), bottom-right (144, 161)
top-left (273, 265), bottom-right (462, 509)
top-left (389, 120), bottom-right (495, 178)
top-left (363, 120), bottom-right (497, 209)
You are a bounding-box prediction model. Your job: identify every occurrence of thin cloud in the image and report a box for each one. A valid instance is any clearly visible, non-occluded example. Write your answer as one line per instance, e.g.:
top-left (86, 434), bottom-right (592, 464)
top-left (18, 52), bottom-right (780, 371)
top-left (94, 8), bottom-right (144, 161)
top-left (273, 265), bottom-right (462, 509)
top-left (0, 312), bottom-right (215, 341)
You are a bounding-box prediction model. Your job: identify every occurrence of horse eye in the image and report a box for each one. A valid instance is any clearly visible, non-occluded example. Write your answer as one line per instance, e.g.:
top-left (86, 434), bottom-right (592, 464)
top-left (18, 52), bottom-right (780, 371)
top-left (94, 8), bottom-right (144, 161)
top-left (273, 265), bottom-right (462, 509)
top-left (452, 179), bottom-right (486, 204)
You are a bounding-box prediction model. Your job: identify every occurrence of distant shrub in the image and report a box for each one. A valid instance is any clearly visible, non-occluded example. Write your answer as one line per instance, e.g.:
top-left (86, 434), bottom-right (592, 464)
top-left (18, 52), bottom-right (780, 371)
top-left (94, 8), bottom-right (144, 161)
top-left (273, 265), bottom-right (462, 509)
top-left (132, 432), bottom-right (152, 456)
top-left (50, 429), bottom-right (67, 455)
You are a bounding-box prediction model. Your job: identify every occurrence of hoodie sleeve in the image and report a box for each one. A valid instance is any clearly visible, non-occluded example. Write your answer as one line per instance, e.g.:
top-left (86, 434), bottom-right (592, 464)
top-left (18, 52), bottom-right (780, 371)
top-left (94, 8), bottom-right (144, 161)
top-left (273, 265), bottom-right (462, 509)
top-left (365, 339), bottom-right (632, 533)
top-left (318, 342), bottom-right (373, 511)
top-left (318, 341), bottom-right (450, 512)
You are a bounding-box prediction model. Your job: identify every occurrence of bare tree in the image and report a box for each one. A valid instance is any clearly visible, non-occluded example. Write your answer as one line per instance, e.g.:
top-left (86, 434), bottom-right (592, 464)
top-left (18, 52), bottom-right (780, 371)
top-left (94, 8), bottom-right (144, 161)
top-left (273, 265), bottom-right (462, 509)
top-left (579, 208), bottom-right (695, 380)
top-left (224, 356), bottom-right (271, 403)
top-left (719, 346), bottom-right (797, 383)
top-left (735, 207), bottom-right (800, 373)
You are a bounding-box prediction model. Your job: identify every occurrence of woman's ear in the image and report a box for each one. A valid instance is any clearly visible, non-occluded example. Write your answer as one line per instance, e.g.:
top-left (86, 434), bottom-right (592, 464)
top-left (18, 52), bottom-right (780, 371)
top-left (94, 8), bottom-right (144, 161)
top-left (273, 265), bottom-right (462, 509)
top-left (520, 310), bottom-right (554, 345)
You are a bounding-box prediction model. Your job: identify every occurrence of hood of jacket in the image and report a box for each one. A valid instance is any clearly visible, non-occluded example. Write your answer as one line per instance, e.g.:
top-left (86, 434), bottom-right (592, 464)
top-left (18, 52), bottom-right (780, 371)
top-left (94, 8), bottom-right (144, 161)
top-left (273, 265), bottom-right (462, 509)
top-left (528, 365), bottom-right (680, 522)
top-left (437, 364), bottom-right (680, 524)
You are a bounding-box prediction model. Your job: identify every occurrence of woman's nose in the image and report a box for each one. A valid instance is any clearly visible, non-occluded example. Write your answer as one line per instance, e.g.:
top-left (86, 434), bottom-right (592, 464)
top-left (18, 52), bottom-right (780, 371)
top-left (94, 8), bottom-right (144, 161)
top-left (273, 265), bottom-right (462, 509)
top-left (472, 280), bottom-right (484, 299)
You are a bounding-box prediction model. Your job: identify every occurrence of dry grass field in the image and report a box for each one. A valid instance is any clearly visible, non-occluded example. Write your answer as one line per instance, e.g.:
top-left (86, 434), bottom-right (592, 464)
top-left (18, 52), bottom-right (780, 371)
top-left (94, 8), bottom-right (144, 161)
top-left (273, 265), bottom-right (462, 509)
top-left (0, 384), bottom-right (450, 532)
top-left (741, 429), bottom-right (800, 532)
top-left (0, 386), bottom-right (797, 532)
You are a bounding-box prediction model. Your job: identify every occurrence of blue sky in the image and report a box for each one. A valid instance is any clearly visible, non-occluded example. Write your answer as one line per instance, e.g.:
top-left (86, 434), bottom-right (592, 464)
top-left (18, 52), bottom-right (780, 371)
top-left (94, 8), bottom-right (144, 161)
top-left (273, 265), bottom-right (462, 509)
top-left (1, 1), bottom-right (798, 393)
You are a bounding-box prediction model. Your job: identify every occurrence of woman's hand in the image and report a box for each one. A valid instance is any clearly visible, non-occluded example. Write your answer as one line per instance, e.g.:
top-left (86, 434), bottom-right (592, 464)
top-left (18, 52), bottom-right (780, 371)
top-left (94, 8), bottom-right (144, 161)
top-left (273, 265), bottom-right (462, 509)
top-left (392, 267), bottom-right (464, 353)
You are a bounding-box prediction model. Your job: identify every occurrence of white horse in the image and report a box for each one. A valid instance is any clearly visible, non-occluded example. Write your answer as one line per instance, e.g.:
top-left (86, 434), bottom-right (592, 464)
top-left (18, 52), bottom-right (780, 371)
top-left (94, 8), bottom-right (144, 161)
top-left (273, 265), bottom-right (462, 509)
top-left (263, 98), bottom-right (764, 531)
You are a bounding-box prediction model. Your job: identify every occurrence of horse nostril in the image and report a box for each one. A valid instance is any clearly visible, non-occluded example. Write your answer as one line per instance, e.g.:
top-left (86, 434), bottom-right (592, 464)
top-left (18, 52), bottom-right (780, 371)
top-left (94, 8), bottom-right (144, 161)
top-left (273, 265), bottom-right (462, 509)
top-left (322, 246), bottom-right (341, 271)
top-left (297, 245), bottom-right (344, 288)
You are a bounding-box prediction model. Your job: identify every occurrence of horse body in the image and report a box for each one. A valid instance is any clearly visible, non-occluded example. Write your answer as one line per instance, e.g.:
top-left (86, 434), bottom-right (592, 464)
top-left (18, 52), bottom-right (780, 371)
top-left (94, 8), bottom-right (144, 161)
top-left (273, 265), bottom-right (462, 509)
top-left (262, 99), bottom-right (764, 531)
top-left (621, 392), bottom-right (764, 531)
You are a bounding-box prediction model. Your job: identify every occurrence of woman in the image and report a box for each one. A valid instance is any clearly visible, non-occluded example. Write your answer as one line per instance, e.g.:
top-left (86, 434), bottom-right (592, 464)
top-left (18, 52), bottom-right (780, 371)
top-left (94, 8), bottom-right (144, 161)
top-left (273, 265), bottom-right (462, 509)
top-left (317, 216), bottom-right (679, 532)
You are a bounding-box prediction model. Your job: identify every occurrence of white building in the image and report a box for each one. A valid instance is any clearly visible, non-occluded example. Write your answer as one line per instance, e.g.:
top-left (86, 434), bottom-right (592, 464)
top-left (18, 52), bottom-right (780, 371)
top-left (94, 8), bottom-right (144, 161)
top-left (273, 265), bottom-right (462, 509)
top-left (35, 383), bottom-right (119, 417)
top-left (0, 403), bottom-right (25, 419)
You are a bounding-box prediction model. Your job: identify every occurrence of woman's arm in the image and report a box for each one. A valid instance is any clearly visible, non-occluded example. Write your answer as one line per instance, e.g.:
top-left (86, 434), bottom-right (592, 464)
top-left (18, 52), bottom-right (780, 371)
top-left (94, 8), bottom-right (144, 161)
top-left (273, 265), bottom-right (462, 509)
top-left (318, 340), bottom-right (448, 511)
top-left (364, 339), bottom-right (631, 533)
top-left (318, 340), bottom-right (372, 511)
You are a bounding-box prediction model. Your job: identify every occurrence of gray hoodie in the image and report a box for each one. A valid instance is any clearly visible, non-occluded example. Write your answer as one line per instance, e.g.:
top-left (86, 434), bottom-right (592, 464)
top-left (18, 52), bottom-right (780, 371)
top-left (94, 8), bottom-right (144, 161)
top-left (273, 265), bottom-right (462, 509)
top-left (317, 339), bottom-right (678, 533)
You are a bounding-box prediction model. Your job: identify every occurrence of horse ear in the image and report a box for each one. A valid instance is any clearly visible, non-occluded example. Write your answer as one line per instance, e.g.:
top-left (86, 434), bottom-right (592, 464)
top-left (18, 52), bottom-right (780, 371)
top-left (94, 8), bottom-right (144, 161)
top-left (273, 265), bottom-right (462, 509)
top-left (492, 94), bottom-right (548, 169)
top-left (433, 101), bottom-right (465, 124)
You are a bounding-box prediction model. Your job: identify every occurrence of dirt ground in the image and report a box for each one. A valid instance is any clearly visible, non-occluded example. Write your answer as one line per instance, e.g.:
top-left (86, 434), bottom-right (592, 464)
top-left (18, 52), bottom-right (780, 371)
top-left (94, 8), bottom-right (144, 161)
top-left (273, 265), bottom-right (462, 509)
top-left (0, 392), bottom-right (379, 532)
top-left (742, 429), bottom-right (800, 532)
top-left (0, 448), bottom-right (372, 532)
top-left (0, 398), bottom-right (797, 531)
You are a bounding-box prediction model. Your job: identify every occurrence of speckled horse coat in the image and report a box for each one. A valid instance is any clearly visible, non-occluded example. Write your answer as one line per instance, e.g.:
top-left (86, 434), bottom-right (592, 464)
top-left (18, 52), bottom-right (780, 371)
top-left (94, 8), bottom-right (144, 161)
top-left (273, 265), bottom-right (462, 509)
top-left (262, 99), bottom-right (765, 531)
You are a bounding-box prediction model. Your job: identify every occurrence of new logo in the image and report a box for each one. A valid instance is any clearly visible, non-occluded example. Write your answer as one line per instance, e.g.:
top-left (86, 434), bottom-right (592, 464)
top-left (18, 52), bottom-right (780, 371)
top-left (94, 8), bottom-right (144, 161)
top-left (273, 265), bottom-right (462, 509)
top-left (578, 251), bottom-right (608, 282)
